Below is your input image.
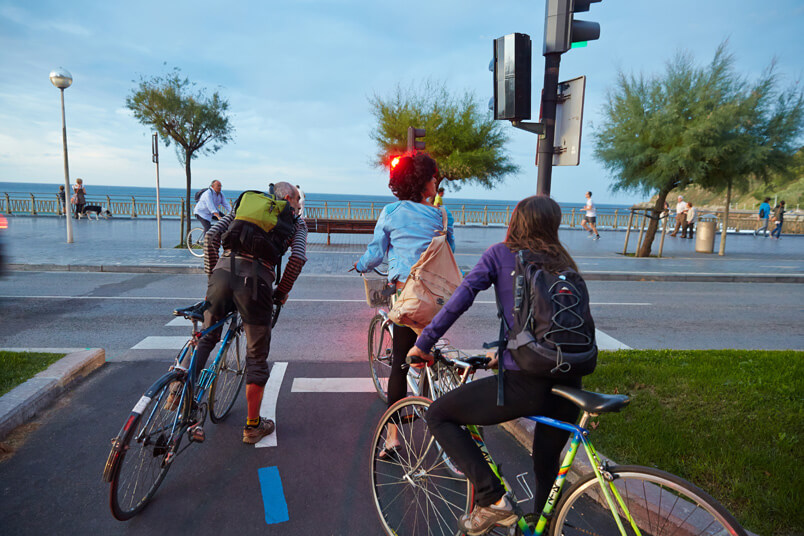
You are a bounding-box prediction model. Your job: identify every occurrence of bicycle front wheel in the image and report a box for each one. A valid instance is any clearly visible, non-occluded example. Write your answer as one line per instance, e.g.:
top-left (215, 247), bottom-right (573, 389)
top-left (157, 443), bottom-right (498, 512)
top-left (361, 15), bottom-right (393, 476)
top-left (186, 227), bottom-right (205, 257)
top-left (368, 314), bottom-right (393, 403)
top-left (107, 375), bottom-right (189, 521)
top-left (551, 464), bottom-right (746, 536)
top-left (370, 396), bottom-right (473, 536)
top-left (209, 322), bottom-right (246, 423)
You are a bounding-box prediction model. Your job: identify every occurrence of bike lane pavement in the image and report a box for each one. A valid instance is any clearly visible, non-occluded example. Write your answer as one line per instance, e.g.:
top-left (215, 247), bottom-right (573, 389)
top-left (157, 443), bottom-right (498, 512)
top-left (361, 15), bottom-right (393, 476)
top-left (0, 358), bottom-right (536, 535)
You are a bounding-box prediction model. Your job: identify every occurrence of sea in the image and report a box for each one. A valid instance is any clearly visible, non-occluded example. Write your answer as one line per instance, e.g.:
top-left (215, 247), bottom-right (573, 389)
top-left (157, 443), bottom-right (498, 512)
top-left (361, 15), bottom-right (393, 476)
top-left (0, 181), bottom-right (634, 212)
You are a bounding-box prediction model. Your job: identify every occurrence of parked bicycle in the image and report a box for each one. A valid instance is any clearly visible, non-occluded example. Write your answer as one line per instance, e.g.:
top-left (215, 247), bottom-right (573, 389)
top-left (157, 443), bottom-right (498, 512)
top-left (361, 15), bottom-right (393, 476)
top-left (369, 349), bottom-right (747, 536)
top-left (103, 298), bottom-right (282, 521)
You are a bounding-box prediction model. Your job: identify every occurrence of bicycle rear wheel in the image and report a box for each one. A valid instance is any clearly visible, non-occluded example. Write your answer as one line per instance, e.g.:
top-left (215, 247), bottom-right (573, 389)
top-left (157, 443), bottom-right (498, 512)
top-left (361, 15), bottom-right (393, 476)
top-left (107, 375), bottom-right (189, 520)
top-left (209, 321), bottom-right (246, 423)
top-left (368, 313), bottom-right (393, 403)
top-left (186, 227), bottom-right (205, 257)
top-left (370, 396), bottom-right (473, 535)
top-left (551, 464), bottom-right (746, 536)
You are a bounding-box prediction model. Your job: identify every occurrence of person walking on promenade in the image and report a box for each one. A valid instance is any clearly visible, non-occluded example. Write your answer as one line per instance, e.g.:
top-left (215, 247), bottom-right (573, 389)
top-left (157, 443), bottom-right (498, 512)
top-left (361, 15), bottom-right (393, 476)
top-left (176, 182), bottom-right (307, 443)
top-left (580, 191), bottom-right (600, 240)
top-left (72, 178), bottom-right (86, 219)
top-left (670, 195), bottom-right (687, 237)
top-left (754, 197), bottom-right (772, 237)
top-left (57, 185), bottom-right (66, 216)
top-left (770, 200), bottom-right (786, 239)
top-left (407, 196), bottom-right (591, 534)
top-left (354, 153), bottom-right (455, 457)
top-left (434, 187), bottom-right (445, 207)
top-left (296, 184), bottom-right (306, 218)
top-left (193, 179), bottom-right (232, 234)
top-left (683, 201), bottom-right (696, 239)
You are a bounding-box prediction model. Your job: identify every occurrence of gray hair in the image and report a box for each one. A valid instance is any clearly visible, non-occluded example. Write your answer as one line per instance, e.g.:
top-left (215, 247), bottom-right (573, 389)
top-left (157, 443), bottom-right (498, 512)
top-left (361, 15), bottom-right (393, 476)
top-left (273, 181), bottom-right (297, 200)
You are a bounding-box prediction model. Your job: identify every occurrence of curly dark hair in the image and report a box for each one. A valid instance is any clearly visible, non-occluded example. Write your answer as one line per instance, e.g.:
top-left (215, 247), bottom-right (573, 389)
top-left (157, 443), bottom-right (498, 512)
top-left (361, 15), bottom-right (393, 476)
top-left (389, 153), bottom-right (438, 202)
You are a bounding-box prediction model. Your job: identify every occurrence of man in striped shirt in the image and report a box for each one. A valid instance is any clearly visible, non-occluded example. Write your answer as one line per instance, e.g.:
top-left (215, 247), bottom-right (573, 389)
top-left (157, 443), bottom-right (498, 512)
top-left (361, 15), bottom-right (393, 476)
top-left (195, 181), bottom-right (308, 444)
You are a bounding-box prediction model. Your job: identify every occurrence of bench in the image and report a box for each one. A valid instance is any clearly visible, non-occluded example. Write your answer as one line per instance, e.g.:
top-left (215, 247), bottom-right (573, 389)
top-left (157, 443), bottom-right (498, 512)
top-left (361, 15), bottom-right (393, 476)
top-left (304, 218), bottom-right (377, 245)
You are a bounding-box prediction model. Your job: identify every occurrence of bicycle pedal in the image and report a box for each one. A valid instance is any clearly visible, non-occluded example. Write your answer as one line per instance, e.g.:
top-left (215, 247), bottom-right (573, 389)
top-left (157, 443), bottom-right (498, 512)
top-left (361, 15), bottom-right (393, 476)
top-left (188, 424), bottom-right (206, 442)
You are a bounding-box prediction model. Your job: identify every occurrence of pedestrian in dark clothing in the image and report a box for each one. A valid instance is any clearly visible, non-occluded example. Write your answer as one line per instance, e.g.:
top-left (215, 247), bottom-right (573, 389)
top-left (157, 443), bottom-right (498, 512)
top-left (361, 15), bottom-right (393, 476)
top-left (72, 178), bottom-right (86, 218)
top-left (771, 200), bottom-right (786, 239)
top-left (57, 185), bottom-right (66, 215)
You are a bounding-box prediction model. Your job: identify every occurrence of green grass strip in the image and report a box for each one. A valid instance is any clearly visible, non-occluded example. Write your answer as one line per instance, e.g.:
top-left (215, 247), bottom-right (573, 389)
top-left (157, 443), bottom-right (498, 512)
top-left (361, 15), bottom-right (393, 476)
top-left (0, 351), bottom-right (67, 397)
top-left (584, 349), bottom-right (803, 536)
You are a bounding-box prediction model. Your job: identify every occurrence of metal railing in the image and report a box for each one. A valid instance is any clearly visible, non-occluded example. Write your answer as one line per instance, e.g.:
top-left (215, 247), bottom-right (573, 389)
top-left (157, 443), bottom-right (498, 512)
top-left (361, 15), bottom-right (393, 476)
top-left (1, 191), bottom-right (801, 234)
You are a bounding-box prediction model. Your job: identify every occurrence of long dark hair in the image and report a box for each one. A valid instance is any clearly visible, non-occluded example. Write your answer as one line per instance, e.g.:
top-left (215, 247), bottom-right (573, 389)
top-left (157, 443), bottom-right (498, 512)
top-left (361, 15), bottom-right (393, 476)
top-left (504, 195), bottom-right (578, 273)
top-left (389, 153), bottom-right (437, 202)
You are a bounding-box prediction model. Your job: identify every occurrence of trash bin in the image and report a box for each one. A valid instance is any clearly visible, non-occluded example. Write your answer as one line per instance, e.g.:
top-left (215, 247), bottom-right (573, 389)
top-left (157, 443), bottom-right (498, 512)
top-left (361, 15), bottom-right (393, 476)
top-left (695, 215), bottom-right (718, 253)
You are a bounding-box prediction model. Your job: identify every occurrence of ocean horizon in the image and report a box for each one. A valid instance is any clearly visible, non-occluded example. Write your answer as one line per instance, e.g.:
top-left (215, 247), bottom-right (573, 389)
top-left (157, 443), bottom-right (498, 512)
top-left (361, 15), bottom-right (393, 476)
top-left (0, 181), bottom-right (637, 212)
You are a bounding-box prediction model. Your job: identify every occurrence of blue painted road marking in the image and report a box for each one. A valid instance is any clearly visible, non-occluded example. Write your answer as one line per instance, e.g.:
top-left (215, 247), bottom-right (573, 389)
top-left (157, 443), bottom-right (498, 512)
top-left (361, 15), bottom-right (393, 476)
top-left (258, 466), bottom-right (289, 525)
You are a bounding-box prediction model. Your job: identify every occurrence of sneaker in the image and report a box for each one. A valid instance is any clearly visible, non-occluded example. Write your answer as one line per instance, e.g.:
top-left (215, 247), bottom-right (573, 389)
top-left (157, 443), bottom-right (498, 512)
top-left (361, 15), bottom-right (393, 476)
top-left (457, 495), bottom-right (518, 535)
top-left (243, 418), bottom-right (276, 444)
top-left (593, 234), bottom-right (601, 240)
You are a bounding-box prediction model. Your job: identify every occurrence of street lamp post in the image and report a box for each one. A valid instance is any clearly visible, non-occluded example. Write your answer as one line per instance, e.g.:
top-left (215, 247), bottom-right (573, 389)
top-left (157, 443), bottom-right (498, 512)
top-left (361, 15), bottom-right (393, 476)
top-left (49, 67), bottom-right (74, 243)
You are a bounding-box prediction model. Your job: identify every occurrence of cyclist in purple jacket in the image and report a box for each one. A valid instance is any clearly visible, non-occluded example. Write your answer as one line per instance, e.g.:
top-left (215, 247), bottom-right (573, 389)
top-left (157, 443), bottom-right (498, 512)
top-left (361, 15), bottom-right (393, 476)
top-left (408, 195), bottom-right (584, 535)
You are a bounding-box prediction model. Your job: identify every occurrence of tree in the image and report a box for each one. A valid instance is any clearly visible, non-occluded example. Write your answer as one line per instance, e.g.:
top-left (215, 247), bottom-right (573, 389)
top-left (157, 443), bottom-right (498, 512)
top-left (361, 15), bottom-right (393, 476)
top-left (126, 68), bottom-right (234, 240)
top-left (369, 81), bottom-right (519, 190)
top-left (593, 44), bottom-right (804, 257)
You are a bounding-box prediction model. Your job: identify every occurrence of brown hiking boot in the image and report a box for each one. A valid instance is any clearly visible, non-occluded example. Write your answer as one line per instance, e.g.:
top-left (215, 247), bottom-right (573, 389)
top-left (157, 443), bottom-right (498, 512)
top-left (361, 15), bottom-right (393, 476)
top-left (243, 418), bottom-right (275, 444)
top-left (457, 495), bottom-right (518, 535)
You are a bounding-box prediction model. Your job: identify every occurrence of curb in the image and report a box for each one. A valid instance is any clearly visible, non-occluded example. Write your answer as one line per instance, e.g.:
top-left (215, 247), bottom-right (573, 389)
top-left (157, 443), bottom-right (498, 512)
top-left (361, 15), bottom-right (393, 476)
top-left (0, 348), bottom-right (106, 441)
top-left (8, 263), bottom-right (804, 283)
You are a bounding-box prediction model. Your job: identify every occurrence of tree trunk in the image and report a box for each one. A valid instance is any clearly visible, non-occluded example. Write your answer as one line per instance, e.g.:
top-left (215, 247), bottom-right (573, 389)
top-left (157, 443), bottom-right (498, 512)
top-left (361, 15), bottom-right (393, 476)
top-left (184, 150), bottom-right (193, 246)
top-left (636, 188), bottom-right (672, 257)
top-left (718, 180), bottom-right (731, 256)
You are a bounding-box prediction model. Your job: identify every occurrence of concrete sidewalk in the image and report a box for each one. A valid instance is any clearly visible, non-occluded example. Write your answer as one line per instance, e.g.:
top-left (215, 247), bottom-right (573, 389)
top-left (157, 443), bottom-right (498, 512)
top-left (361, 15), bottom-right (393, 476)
top-left (5, 215), bottom-right (804, 282)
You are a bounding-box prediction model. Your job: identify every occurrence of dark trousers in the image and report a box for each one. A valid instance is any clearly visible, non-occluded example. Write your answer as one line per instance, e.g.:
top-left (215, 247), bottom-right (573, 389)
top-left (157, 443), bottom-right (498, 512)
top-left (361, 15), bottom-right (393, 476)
top-left (426, 371), bottom-right (581, 509)
top-left (196, 215), bottom-right (212, 234)
top-left (73, 203), bottom-right (85, 218)
top-left (388, 324), bottom-right (418, 407)
top-left (771, 221), bottom-right (783, 238)
top-left (684, 222), bottom-right (694, 239)
top-left (189, 267), bottom-right (274, 387)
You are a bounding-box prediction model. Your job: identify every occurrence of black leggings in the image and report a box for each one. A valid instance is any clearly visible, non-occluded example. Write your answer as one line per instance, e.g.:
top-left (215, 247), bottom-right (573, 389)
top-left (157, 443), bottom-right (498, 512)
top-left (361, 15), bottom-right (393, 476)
top-left (425, 371), bottom-right (581, 509)
top-left (387, 323), bottom-right (418, 407)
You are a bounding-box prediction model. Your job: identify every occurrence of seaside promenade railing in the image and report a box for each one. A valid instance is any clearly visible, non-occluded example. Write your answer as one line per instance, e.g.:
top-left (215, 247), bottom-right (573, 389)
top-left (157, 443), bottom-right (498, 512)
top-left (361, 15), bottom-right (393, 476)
top-left (1, 191), bottom-right (801, 234)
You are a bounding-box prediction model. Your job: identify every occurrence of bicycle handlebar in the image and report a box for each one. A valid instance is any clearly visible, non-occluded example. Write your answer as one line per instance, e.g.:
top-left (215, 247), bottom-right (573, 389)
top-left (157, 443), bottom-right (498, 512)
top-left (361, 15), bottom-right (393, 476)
top-left (406, 348), bottom-right (491, 371)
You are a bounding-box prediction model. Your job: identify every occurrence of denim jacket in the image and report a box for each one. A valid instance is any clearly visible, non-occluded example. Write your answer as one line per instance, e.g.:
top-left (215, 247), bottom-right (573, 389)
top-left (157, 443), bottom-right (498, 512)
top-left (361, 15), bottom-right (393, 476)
top-left (356, 201), bottom-right (455, 283)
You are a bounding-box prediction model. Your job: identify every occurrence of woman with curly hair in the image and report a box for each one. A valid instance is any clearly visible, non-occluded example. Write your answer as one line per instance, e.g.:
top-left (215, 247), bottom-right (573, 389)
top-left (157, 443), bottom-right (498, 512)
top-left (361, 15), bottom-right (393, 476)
top-left (355, 152), bottom-right (455, 456)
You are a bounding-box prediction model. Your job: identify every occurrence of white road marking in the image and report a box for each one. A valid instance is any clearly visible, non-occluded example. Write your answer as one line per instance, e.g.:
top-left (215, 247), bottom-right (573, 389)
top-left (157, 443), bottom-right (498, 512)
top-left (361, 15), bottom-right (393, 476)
top-left (166, 317), bottom-right (194, 326)
top-left (131, 336), bottom-right (189, 350)
top-left (595, 329), bottom-right (632, 350)
top-left (291, 378), bottom-right (377, 393)
top-left (256, 362), bottom-right (288, 449)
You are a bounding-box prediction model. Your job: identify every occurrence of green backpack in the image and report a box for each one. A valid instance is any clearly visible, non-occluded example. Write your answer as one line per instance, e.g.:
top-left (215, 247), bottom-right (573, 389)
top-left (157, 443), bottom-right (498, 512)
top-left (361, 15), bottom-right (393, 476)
top-left (221, 190), bottom-right (295, 267)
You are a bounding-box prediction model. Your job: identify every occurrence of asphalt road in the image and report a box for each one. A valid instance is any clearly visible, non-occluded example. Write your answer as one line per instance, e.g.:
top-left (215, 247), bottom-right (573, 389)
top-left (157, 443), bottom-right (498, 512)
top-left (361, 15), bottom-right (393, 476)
top-left (0, 270), bottom-right (800, 534)
top-left (0, 271), bottom-right (801, 357)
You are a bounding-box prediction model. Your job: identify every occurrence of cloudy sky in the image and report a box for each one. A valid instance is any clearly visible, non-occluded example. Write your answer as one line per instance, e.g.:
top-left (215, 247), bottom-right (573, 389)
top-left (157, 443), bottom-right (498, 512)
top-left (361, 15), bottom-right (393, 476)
top-left (1, 0), bottom-right (802, 204)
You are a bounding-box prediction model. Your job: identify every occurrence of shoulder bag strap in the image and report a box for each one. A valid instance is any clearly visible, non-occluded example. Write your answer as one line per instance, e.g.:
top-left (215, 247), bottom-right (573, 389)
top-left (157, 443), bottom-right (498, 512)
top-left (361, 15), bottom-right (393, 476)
top-left (439, 206), bottom-right (448, 234)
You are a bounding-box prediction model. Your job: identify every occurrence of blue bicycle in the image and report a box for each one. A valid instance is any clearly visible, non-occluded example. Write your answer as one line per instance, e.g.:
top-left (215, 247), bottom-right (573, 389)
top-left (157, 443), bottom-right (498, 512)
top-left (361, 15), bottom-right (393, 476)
top-left (103, 300), bottom-right (280, 520)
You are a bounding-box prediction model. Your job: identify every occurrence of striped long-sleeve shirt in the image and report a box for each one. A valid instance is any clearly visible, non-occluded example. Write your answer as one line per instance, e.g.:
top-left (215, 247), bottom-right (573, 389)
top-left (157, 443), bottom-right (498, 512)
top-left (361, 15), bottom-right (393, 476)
top-left (203, 212), bottom-right (308, 295)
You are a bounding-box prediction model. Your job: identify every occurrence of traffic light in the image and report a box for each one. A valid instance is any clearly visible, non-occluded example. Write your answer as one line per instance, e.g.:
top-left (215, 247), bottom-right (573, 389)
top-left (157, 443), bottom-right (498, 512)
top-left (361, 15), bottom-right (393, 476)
top-left (407, 127), bottom-right (425, 152)
top-left (543, 0), bottom-right (601, 55)
top-left (492, 33), bottom-right (532, 121)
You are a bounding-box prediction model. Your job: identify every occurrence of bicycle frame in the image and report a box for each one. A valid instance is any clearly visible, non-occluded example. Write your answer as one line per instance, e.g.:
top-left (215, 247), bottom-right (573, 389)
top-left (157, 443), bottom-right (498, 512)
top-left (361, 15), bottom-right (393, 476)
top-left (467, 411), bottom-right (640, 536)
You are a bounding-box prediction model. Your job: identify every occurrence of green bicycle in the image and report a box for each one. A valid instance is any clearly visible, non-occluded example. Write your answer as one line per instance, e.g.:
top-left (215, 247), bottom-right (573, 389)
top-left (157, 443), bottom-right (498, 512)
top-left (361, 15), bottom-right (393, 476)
top-left (369, 350), bottom-right (746, 536)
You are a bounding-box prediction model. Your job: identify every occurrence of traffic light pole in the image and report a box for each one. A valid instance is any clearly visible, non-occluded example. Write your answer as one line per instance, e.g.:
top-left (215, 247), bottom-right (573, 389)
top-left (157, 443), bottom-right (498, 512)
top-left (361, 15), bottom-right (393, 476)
top-left (537, 52), bottom-right (561, 196)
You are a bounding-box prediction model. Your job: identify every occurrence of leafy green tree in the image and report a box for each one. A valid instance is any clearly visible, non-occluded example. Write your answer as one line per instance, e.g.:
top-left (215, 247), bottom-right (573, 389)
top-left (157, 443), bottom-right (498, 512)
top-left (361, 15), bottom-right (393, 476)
top-left (126, 68), bottom-right (234, 239)
top-left (369, 81), bottom-right (518, 190)
top-left (593, 44), bottom-right (804, 256)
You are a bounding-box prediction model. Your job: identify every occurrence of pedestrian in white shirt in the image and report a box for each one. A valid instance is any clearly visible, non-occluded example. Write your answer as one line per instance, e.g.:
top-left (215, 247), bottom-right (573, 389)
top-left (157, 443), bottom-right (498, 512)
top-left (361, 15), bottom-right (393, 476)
top-left (193, 180), bottom-right (232, 234)
top-left (581, 191), bottom-right (600, 240)
top-left (670, 195), bottom-right (687, 237)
